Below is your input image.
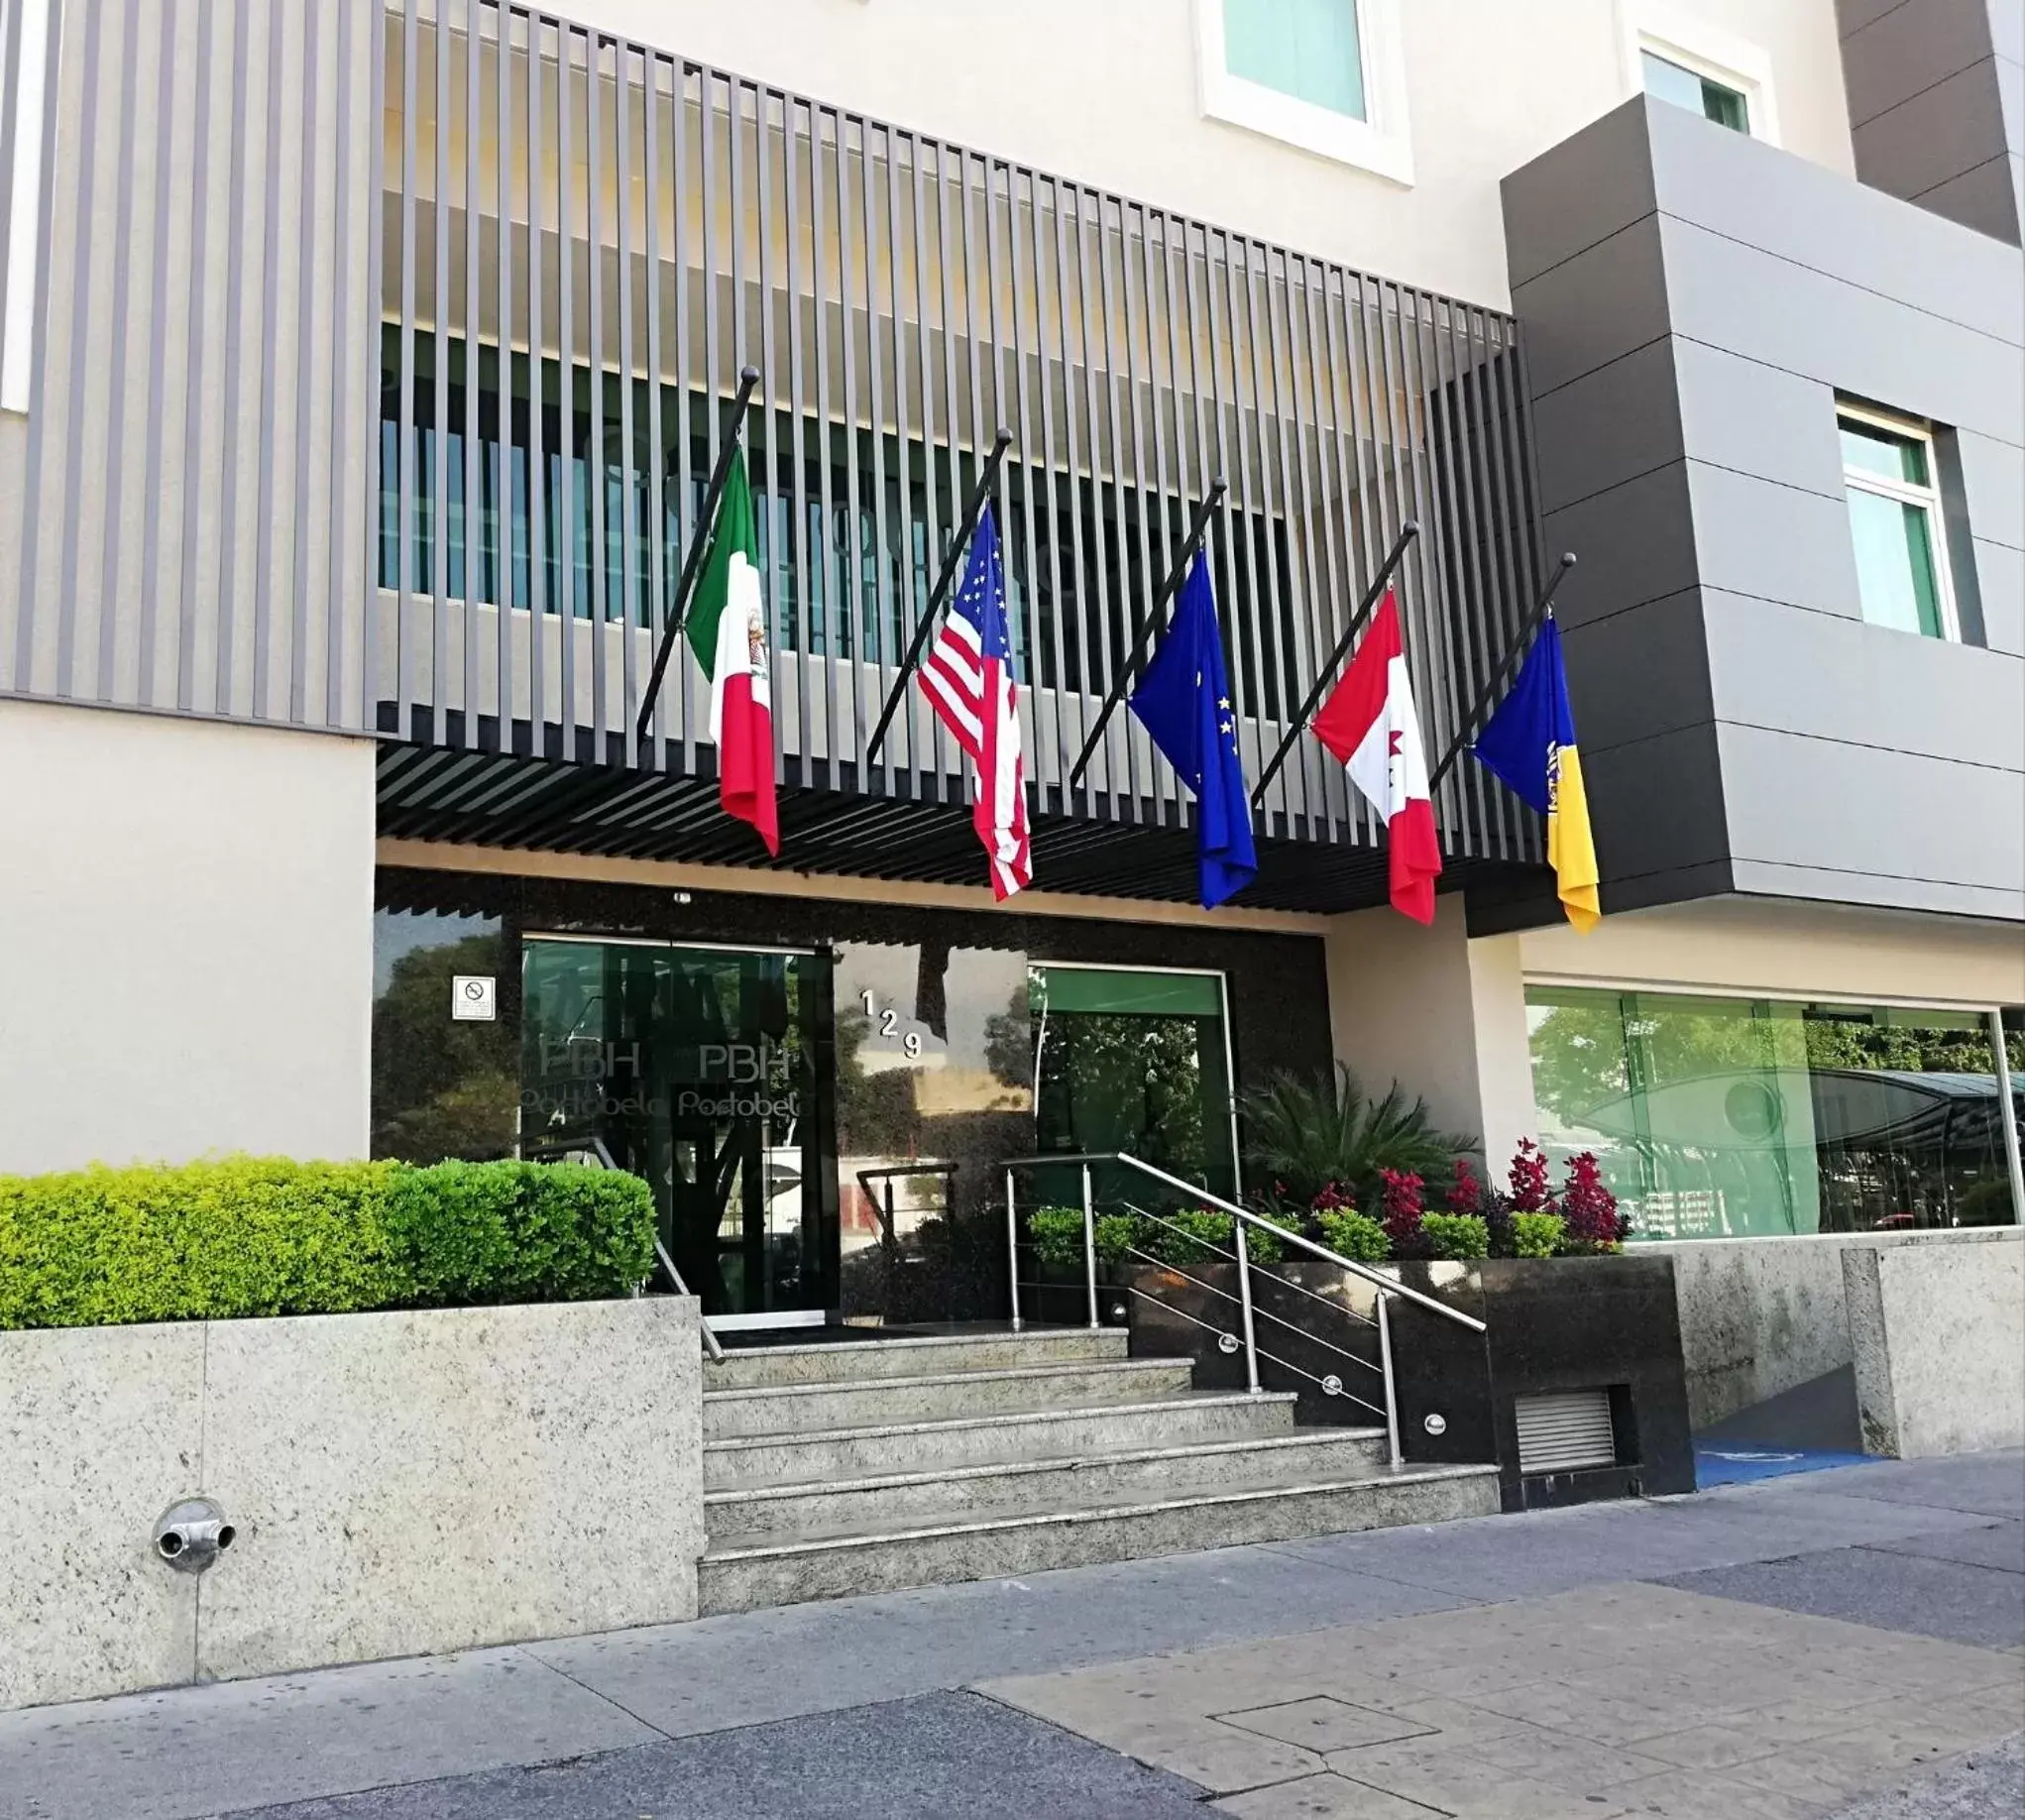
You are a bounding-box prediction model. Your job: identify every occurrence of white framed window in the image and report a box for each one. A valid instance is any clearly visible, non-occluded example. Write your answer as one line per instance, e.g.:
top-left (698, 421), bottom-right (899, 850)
top-left (1618, 2), bottom-right (1780, 147)
top-left (1837, 401), bottom-right (1961, 642)
top-left (1195, 0), bottom-right (1413, 186)
top-left (0, 0), bottom-right (56, 414)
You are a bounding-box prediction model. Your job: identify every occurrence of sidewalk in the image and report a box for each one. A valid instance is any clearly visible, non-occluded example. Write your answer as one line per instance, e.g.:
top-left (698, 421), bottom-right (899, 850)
top-left (4, 1452), bottom-right (2019, 1820)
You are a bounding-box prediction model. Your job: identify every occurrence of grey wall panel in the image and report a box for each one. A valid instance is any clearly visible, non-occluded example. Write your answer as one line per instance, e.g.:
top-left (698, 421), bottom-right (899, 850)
top-left (1703, 593), bottom-right (2025, 771)
top-left (1969, 537), bottom-right (2025, 654)
top-left (1840, 0), bottom-right (2001, 129)
top-left (1683, 461), bottom-right (1863, 621)
top-left (1503, 95), bottom-right (2025, 929)
top-left (1717, 722), bottom-right (2025, 905)
top-left (1526, 336), bottom-right (1680, 517)
top-left (1837, 0), bottom-right (2021, 243)
top-left (1509, 219), bottom-right (1670, 398)
top-left (1917, 153), bottom-right (2025, 242)
top-left (1727, 856), bottom-right (2022, 922)
top-left (1957, 427), bottom-right (2025, 550)
top-left (1499, 100), bottom-right (1657, 289)
top-left (4, 0), bottom-right (375, 731)
top-left (1672, 342), bottom-right (1846, 501)
top-left (1659, 215), bottom-right (2024, 444)
top-left (1558, 588), bottom-right (1714, 757)
top-left (1850, 64), bottom-right (2012, 205)
top-left (1539, 461), bottom-right (1698, 627)
top-left (1645, 97), bottom-right (2022, 337)
top-left (1578, 722), bottom-right (1732, 903)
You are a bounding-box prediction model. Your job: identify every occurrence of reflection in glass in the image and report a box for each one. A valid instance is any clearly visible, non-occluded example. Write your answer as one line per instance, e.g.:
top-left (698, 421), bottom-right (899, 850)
top-left (519, 940), bottom-right (833, 1318)
top-left (832, 943), bottom-right (1032, 1322)
top-left (1528, 989), bottom-right (2022, 1238)
top-left (1029, 966), bottom-right (1237, 1200)
top-left (371, 909), bottom-right (517, 1162)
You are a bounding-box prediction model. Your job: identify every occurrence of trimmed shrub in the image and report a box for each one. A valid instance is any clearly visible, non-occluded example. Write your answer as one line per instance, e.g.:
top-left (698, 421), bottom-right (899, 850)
top-left (1511, 1211), bottom-right (1566, 1259)
top-left (1418, 1212), bottom-right (1490, 1262)
top-left (1026, 1205), bottom-right (1090, 1271)
top-left (1313, 1206), bottom-right (1390, 1264)
top-left (1030, 1205), bottom-right (1286, 1271)
top-left (0, 1156), bottom-right (656, 1330)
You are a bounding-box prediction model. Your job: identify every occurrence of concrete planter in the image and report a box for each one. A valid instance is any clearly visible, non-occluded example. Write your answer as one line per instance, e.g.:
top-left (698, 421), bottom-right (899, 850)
top-left (1, 1296), bottom-right (703, 1713)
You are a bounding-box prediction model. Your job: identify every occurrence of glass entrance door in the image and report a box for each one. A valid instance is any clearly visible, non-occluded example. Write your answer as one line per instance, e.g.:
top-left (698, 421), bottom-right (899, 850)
top-left (519, 938), bottom-right (836, 1322)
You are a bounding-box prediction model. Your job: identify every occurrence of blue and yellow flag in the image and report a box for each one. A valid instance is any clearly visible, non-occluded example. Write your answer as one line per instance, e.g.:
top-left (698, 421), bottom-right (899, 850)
top-left (1471, 617), bottom-right (1600, 931)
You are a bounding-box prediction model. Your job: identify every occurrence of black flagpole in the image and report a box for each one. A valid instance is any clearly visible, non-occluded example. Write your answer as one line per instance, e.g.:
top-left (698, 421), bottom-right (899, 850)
top-left (1425, 551), bottom-right (1578, 793)
top-left (1249, 520), bottom-right (1418, 810)
top-left (863, 428), bottom-right (1015, 766)
top-left (1066, 479), bottom-right (1226, 790)
top-left (636, 365), bottom-right (762, 742)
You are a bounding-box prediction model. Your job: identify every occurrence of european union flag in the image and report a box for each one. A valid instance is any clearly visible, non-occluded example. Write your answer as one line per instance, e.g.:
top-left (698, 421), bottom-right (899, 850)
top-left (1129, 554), bottom-right (1257, 908)
top-left (1471, 615), bottom-right (1600, 931)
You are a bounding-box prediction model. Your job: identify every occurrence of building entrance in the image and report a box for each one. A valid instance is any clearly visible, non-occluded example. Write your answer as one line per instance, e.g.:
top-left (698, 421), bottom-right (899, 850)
top-left (519, 937), bottom-right (837, 1325)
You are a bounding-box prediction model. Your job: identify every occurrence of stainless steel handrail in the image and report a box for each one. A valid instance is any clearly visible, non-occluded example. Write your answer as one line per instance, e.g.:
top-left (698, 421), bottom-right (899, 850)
top-left (1003, 1153), bottom-right (1487, 1332)
top-left (1001, 1152), bottom-right (1493, 1471)
top-left (654, 1238), bottom-right (726, 1364)
top-left (525, 1133), bottom-right (728, 1363)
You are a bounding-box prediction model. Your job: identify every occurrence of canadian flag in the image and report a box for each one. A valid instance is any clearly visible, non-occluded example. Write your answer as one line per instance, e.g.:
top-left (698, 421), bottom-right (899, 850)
top-left (1310, 592), bottom-right (1443, 923)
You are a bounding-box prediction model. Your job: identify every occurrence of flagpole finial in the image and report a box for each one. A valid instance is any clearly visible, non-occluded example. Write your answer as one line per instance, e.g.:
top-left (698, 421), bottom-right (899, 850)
top-left (1560, 550), bottom-right (1578, 568)
top-left (1403, 517), bottom-right (1418, 535)
top-left (992, 426), bottom-right (1012, 450)
top-left (739, 364), bottom-right (759, 385)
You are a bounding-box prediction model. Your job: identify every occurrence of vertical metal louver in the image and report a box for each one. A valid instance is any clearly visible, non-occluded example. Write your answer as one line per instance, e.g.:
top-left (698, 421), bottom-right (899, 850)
top-left (1514, 1390), bottom-right (1617, 1474)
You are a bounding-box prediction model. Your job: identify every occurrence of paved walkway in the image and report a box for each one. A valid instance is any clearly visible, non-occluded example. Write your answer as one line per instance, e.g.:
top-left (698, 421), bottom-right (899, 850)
top-left (2, 1452), bottom-right (2018, 1820)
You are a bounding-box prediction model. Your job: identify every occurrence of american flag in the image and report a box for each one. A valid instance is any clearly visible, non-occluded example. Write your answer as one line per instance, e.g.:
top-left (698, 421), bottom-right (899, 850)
top-left (918, 504), bottom-right (1031, 899)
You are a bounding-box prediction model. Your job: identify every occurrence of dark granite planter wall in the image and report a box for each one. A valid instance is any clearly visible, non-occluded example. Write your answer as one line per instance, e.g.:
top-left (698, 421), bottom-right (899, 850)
top-left (1122, 1252), bottom-right (1695, 1511)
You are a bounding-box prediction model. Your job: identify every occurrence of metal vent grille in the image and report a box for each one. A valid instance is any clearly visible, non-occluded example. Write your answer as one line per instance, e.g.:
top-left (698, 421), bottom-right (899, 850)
top-left (1514, 1390), bottom-right (1617, 1475)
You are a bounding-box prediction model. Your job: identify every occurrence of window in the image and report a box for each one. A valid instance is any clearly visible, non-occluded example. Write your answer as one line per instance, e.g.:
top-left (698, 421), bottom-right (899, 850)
top-left (1196, 0), bottom-right (1412, 184)
top-left (1621, 4), bottom-right (1779, 147)
top-left (1640, 50), bottom-right (1747, 133)
top-left (1838, 404), bottom-right (1958, 640)
top-left (0, 0), bottom-right (56, 413)
top-left (1525, 988), bottom-right (2022, 1240)
top-left (1223, 0), bottom-right (1366, 120)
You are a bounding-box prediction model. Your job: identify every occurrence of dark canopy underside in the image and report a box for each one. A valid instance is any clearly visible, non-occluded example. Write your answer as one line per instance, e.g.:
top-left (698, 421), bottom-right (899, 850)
top-left (376, 742), bottom-right (1548, 915)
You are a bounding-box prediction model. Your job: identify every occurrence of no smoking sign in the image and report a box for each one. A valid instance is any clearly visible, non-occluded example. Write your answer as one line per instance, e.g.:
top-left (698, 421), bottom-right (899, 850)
top-left (451, 975), bottom-right (497, 1022)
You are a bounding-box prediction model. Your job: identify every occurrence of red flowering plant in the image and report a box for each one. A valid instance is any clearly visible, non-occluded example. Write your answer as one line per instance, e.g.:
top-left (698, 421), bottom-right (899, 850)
top-left (1508, 1137), bottom-right (1555, 1214)
top-left (1379, 1167), bottom-right (1430, 1260)
top-left (1557, 1152), bottom-right (1629, 1253)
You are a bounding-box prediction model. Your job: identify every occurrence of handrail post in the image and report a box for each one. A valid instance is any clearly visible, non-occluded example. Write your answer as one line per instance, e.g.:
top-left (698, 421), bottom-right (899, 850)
top-left (1004, 1167), bottom-right (1022, 1333)
top-left (1233, 1220), bottom-right (1262, 1395)
top-left (1080, 1163), bottom-right (1099, 1331)
top-left (1377, 1291), bottom-right (1402, 1469)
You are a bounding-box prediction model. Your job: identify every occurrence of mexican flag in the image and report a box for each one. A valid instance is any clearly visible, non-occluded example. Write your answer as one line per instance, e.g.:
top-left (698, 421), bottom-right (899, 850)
top-left (686, 448), bottom-right (779, 855)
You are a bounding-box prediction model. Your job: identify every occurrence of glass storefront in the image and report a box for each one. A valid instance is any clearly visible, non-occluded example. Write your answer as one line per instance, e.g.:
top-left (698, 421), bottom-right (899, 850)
top-left (371, 903), bottom-right (1254, 1322)
top-left (1527, 988), bottom-right (2023, 1239)
top-left (519, 939), bottom-right (836, 1321)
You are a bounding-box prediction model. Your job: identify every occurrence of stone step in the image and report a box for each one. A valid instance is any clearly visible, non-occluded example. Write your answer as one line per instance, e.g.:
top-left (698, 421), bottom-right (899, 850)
top-left (706, 1427), bottom-right (1393, 1543)
top-left (697, 1464), bottom-right (1502, 1616)
top-left (705, 1391), bottom-right (1299, 1491)
top-left (702, 1358), bottom-right (1195, 1441)
top-left (704, 1326), bottom-right (1127, 1391)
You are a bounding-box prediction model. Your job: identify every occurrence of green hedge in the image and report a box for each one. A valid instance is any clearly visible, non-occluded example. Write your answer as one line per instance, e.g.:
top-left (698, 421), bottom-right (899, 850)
top-left (0, 1157), bottom-right (657, 1330)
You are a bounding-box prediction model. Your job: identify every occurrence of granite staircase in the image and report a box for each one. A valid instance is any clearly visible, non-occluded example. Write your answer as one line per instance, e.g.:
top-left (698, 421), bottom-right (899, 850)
top-left (698, 1327), bottom-right (1498, 1615)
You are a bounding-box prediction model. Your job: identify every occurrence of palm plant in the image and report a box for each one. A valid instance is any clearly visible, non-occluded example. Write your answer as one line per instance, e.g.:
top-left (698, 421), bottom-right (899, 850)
top-left (1240, 1065), bottom-right (1475, 1215)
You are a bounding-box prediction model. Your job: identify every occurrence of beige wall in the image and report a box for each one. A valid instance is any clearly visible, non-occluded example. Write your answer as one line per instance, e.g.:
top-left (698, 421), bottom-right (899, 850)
top-left (1518, 897), bottom-right (2025, 1010)
top-left (1324, 896), bottom-right (1531, 1167)
top-left (553, 0), bottom-right (1855, 309)
top-left (0, 701), bottom-right (376, 1174)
